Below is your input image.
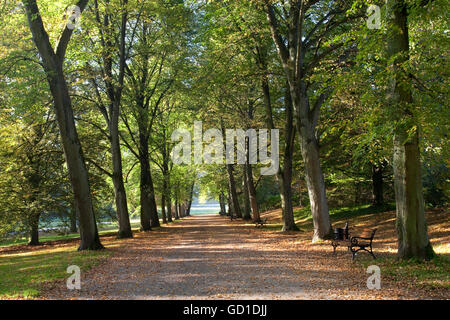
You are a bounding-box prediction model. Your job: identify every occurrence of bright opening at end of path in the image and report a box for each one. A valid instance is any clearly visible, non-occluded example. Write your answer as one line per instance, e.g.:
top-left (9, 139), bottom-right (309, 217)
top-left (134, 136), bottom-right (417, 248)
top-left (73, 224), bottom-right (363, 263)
top-left (189, 197), bottom-right (226, 216)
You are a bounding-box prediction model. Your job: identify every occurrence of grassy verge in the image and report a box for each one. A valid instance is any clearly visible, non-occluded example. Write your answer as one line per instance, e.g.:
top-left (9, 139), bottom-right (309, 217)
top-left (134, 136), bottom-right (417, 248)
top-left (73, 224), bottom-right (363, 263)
top-left (255, 203), bottom-right (396, 231)
top-left (0, 220), bottom-right (155, 247)
top-left (0, 246), bottom-right (111, 299)
top-left (292, 203), bottom-right (395, 228)
top-left (358, 254), bottom-right (450, 290)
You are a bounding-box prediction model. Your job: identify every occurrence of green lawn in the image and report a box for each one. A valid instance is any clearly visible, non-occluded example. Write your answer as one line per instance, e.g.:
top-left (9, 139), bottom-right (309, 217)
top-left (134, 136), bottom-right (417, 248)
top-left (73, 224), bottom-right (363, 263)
top-left (0, 220), bottom-right (144, 247)
top-left (0, 246), bottom-right (111, 299)
top-left (358, 254), bottom-right (450, 290)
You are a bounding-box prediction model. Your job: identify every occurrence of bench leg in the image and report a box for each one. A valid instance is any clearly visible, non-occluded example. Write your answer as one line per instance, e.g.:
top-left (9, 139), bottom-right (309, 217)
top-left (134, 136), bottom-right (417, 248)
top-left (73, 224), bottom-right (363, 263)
top-left (331, 243), bottom-right (338, 255)
top-left (369, 245), bottom-right (376, 259)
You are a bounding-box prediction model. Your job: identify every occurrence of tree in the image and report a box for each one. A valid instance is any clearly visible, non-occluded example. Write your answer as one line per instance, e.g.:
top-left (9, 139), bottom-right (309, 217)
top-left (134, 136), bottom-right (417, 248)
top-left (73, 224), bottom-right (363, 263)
top-left (386, 0), bottom-right (434, 260)
top-left (78, 0), bottom-right (133, 238)
top-left (23, 0), bottom-right (103, 250)
top-left (262, 0), bottom-right (365, 240)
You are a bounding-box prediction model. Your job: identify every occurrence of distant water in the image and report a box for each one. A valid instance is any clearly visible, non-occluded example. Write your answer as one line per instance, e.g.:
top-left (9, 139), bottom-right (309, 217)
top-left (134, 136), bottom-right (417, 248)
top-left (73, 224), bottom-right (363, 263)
top-left (189, 203), bottom-right (225, 216)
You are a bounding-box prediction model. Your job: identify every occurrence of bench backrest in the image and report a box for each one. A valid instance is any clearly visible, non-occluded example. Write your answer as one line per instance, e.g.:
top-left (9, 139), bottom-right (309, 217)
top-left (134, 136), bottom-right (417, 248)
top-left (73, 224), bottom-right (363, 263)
top-left (359, 228), bottom-right (377, 239)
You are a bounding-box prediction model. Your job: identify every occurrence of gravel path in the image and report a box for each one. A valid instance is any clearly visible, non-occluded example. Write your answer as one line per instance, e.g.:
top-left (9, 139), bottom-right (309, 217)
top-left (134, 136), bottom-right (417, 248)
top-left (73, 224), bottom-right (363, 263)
top-left (43, 214), bottom-right (437, 300)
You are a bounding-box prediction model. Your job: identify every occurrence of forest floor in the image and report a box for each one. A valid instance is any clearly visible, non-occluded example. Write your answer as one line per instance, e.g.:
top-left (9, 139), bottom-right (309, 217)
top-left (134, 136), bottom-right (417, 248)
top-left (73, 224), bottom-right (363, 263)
top-left (23, 206), bottom-right (447, 300)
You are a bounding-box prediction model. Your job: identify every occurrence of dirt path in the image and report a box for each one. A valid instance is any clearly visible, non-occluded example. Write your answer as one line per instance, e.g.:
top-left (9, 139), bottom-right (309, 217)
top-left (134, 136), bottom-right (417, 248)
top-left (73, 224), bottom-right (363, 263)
top-left (42, 214), bottom-right (437, 300)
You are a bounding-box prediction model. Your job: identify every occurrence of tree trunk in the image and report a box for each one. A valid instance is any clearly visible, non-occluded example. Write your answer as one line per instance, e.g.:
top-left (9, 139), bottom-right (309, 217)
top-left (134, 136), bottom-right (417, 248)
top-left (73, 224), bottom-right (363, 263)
top-left (186, 182), bottom-right (195, 216)
top-left (167, 197), bottom-right (173, 222)
top-left (278, 84), bottom-right (298, 231)
top-left (226, 164), bottom-right (242, 218)
top-left (219, 192), bottom-right (226, 215)
top-left (28, 213), bottom-right (40, 246)
top-left (161, 194), bottom-right (167, 224)
top-left (139, 133), bottom-right (159, 229)
top-left (242, 168), bottom-right (252, 220)
top-left (111, 121), bottom-right (132, 238)
top-left (372, 163), bottom-right (384, 206)
top-left (69, 205), bottom-right (78, 233)
top-left (298, 126), bottom-right (331, 241)
top-left (245, 163), bottom-right (260, 222)
top-left (387, 0), bottom-right (434, 260)
top-left (139, 139), bottom-right (154, 231)
top-left (262, 76), bottom-right (297, 230)
top-left (227, 190), bottom-right (233, 216)
top-left (175, 198), bottom-right (180, 219)
top-left (293, 85), bottom-right (331, 241)
top-left (180, 203), bottom-right (186, 217)
top-left (264, 2), bottom-right (331, 242)
top-left (25, 0), bottom-right (103, 251)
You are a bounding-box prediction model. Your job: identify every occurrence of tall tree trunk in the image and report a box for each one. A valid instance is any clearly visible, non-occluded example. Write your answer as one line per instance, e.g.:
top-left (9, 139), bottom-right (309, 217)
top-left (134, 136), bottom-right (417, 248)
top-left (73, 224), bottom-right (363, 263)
top-left (24, 0), bottom-right (103, 251)
top-left (181, 203), bottom-right (186, 217)
top-left (111, 121), bottom-right (132, 238)
top-left (167, 197), bottom-right (173, 222)
top-left (278, 84), bottom-right (298, 231)
top-left (70, 207), bottom-right (78, 233)
top-left (372, 163), bottom-right (384, 206)
top-left (139, 135), bottom-right (157, 230)
top-left (294, 84), bottom-right (331, 241)
top-left (219, 192), bottom-right (226, 215)
top-left (246, 163), bottom-right (260, 221)
top-left (175, 196), bottom-right (180, 219)
top-left (28, 212), bottom-right (40, 246)
top-left (186, 182), bottom-right (195, 216)
top-left (139, 133), bottom-right (160, 228)
top-left (387, 0), bottom-right (434, 260)
top-left (226, 164), bottom-right (242, 218)
top-left (227, 190), bottom-right (233, 216)
top-left (265, 2), bottom-right (332, 242)
top-left (242, 168), bottom-right (252, 220)
top-left (261, 75), bottom-right (297, 230)
top-left (161, 194), bottom-right (167, 224)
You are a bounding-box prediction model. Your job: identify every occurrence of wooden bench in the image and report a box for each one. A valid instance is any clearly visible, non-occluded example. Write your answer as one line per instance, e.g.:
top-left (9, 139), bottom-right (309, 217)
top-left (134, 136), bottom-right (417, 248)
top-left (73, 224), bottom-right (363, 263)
top-left (254, 217), bottom-right (267, 227)
top-left (331, 223), bottom-right (377, 260)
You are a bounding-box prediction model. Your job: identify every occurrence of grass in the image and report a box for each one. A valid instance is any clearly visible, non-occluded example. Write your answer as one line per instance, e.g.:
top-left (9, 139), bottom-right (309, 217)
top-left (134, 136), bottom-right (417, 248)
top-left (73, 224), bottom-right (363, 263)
top-left (0, 245), bottom-right (111, 299)
top-left (0, 220), bottom-right (143, 247)
top-left (293, 203), bottom-right (396, 228)
top-left (358, 254), bottom-right (450, 290)
top-left (256, 203), bottom-right (396, 231)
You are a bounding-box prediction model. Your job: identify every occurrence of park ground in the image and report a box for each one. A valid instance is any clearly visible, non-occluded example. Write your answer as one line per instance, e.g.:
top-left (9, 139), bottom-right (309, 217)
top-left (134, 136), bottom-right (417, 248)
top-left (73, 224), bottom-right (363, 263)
top-left (0, 205), bottom-right (448, 300)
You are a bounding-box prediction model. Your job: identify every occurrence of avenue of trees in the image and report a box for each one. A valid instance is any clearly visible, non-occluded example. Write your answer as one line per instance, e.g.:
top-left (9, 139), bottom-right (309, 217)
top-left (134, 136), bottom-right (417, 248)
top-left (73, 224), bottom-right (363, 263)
top-left (0, 0), bottom-right (447, 260)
